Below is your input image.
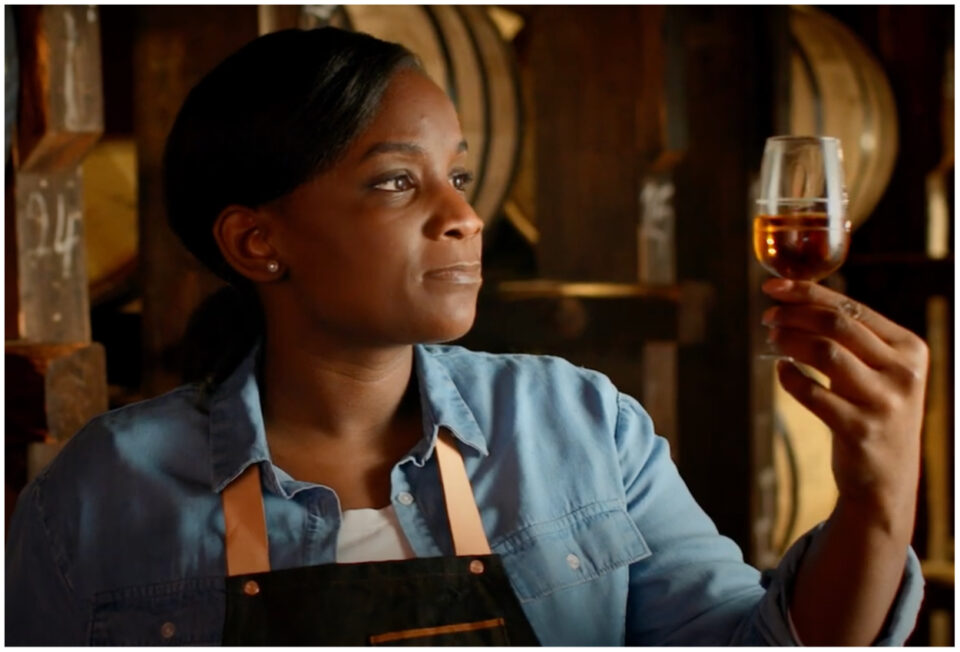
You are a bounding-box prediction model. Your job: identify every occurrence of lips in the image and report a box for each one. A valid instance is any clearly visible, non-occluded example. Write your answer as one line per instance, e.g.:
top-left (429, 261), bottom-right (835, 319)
top-left (422, 261), bottom-right (482, 284)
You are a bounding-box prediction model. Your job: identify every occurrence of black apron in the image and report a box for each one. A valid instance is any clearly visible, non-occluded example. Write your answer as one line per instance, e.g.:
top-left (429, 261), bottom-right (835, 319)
top-left (220, 429), bottom-right (541, 645)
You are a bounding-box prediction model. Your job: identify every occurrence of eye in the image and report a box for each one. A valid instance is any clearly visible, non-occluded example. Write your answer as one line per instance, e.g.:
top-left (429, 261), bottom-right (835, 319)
top-left (372, 173), bottom-right (416, 192)
top-left (451, 171), bottom-right (475, 192)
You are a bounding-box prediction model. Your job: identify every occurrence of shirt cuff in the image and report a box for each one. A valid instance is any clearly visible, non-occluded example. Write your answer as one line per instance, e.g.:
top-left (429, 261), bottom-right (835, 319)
top-left (756, 523), bottom-right (925, 646)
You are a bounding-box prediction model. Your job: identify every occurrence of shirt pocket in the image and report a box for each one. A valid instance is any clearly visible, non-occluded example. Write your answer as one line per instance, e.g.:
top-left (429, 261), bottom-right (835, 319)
top-left (91, 576), bottom-right (225, 645)
top-left (495, 500), bottom-right (651, 602)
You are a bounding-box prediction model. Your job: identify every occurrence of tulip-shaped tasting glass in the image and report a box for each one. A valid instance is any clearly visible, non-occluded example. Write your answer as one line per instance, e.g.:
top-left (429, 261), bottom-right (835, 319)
top-left (754, 136), bottom-right (852, 358)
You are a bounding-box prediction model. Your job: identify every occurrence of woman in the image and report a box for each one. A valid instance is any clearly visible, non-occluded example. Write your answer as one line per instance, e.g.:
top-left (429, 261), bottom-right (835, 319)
top-left (6, 27), bottom-right (927, 645)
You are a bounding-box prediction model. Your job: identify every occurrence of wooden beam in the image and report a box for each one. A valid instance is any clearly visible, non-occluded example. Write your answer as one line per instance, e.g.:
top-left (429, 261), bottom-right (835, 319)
top-left (923, 296), bottom-right (951, 563)
top-left (4, 340), bottom-right (108, 529)
top-left (15, 6), bottom-right (103, 173)
top-left (13, 6), bottom-right (103, 343)
top-left (669, 6), bottom-right (782, 560)
top-left (5, 342), bottom-right (108, 444)
top-left (7, 6), bottom-right (106, 515)
top-left (258, 5), bottom-right (304, 35)
top-left (529, 7), bottom-right (648, 282)
top-left (14, 168), bottom-right (92, 342)
top-left (133, 7), bottom-right (259, 397)
top-left (5, 164), bottom-right (19, 340)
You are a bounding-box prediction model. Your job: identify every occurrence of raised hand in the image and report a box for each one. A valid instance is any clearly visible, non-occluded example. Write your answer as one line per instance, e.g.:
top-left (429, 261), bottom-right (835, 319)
top-left (761, 277), bottom-right (929, 645)
top-left (762, 278), bottom-right (928, 518)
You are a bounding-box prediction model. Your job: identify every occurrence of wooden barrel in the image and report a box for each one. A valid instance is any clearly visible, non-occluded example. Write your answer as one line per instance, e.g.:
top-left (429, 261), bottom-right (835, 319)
top-left (310, 5), bottom-right (523, 227)
top-left (789, 6), bottom-right (899, 230)
top-left (83, 137), bottom-right (138, 305)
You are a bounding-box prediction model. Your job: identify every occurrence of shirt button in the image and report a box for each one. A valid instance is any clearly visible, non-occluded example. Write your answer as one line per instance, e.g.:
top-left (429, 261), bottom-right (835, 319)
top-left (396, 492), bottom-right (415, 506)
top-left (160, 622), bottom-right (176, 639)
top-left (566, 553), bottom-right (581, 570)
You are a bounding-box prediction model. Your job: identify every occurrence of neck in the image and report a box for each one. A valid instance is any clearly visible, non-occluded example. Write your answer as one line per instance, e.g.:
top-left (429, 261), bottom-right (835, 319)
top-left (259, 329), bottom-right (419, 447)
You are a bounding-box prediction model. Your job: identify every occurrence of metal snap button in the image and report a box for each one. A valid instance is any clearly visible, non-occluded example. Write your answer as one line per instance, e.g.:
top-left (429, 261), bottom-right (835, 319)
top-left (397, 492), bottom-right (415, 506)
top-left (469, 559), bottom-right (485, 575)
top-left (566, 553), bottom-right (581, 570)
top-left (160, 621), bottom-right (176, 639)
top-left (243, 579), bottom-right (261, 596)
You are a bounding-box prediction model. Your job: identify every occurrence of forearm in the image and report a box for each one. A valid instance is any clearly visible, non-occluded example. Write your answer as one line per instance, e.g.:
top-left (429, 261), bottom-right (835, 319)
top-left (790, 496), bottom-right (915, 645)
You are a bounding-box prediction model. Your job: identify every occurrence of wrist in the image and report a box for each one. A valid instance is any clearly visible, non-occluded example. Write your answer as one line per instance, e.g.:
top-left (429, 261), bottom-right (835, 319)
top-left (832, 494), bottom-right (915, 544)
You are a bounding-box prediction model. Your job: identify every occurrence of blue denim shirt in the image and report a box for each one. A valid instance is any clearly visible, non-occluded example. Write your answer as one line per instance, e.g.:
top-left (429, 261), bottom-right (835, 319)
top-left (6, 344), bottom-right (923, 645)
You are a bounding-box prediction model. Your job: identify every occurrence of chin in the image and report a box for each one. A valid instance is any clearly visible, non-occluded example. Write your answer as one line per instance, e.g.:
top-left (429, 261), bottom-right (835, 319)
top-left (416, 307), bottom-right (477, 344)
top-left (428, 325), bottom-right (475, 345)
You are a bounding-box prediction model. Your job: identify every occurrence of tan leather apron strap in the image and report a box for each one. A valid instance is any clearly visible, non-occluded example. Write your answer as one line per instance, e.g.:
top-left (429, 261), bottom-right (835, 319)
top-left (222, 464), bottom-right (270, 577)
top-left (221, 429), bottom-right (491, 575)
top-left (435, 429), bottom-right (492, 556)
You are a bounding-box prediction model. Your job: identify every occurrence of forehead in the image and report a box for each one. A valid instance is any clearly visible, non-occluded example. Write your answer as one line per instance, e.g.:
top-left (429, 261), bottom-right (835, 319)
top-left (346, 69), bottom-right (464, 156)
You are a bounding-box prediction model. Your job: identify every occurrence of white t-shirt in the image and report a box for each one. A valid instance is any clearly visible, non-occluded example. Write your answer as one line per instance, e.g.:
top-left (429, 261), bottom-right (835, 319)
top-left (336, 505), bottom-right (417, 563)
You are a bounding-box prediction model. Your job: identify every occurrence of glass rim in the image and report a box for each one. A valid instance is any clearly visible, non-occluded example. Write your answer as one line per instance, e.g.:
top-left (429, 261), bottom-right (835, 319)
top-left (765, 135), bottom-right (841, 144)
top-left (754, 197), bottom-right (849, 204)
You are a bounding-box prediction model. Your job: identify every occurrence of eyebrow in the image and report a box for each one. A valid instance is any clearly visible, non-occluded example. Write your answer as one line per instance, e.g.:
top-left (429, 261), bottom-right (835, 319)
top-left (360, 139), bottom-right (468, 161)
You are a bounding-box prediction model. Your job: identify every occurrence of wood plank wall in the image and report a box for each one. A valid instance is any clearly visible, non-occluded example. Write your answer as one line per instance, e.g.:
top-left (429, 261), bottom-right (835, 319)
top-left (133, 7), bottom-right (259, 396)
top-left (667, 7), bottom-right (781, 555)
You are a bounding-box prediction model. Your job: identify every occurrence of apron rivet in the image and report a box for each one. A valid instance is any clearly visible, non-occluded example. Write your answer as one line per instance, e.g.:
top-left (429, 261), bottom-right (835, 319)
top-left (160, 622), bottom-right (176, 639)
top-left (469, 559), bottom-right (485, 574)
top-left (243, 579), bottom-right (261, 596)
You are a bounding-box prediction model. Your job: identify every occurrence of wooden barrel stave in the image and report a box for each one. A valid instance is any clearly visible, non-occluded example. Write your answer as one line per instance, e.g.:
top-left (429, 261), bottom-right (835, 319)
top-left (789, 6), bottom-right (898, 230)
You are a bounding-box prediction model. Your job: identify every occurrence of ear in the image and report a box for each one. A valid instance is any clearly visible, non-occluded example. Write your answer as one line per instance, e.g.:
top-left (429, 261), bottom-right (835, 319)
top-left (213, 205), bottom-right (284, 282)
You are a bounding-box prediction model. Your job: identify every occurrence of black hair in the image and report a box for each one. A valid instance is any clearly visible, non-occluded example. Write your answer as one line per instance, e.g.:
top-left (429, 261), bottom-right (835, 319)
top-left (163, 26), bottom-right (420, 285)
top-left (162, 27), bottom-right (420, 385)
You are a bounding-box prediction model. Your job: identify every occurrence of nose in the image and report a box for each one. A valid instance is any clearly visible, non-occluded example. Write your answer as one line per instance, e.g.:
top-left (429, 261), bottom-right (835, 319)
top-left (424, 189), bottom-right (484, 241)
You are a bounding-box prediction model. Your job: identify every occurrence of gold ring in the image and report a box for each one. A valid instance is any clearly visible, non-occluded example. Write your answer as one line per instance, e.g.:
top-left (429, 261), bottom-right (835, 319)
top-left (839, 299), bottom-right (863, 321)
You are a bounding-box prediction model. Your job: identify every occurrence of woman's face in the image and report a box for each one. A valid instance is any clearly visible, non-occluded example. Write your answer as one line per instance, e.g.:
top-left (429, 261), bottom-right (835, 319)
top-left (264, 68), bottom-right (484, 347)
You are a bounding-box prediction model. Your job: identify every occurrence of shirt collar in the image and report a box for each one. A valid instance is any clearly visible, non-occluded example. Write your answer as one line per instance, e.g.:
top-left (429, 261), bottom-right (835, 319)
top-left (412, 344), bottom-right (489, 459)
top-left (207, 343), bottom-right (488, 495)
top-left (208, 342), bottom-right (271, 494)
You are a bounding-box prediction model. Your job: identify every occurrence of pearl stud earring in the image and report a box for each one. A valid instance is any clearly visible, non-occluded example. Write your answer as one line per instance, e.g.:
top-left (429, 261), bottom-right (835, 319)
top-left (266, 261), bottom-right (279, 273)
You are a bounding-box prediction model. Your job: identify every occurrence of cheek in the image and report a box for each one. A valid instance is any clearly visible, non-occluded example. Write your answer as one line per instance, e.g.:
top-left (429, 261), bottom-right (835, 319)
top-left (292, 223), bottom-right (418, 296)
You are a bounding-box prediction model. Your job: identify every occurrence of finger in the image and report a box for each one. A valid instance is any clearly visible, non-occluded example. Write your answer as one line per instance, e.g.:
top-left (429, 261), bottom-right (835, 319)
top-left (776, 359), bottom-right (863, 437)
top-left (769, 327), bottom-right (886, 406)
top-left (763, 304), bottom-right (894, 371)
top-left (762, 279), bottom-right (916, 348)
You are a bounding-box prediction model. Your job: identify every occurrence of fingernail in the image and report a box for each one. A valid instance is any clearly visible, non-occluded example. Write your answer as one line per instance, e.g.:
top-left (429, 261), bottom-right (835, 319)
top-left (761, 307), bottom-right (779, 326)
top-left (763, 279), bottom-right (793, 293)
